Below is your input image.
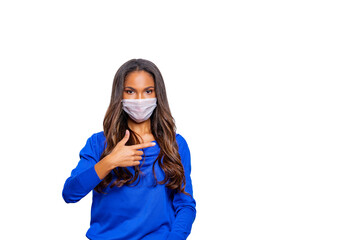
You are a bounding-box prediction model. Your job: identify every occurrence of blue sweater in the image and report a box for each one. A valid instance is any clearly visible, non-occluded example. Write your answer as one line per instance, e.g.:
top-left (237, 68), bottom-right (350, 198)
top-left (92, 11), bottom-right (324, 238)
top-left (62, 131), bottom-right (196, 240)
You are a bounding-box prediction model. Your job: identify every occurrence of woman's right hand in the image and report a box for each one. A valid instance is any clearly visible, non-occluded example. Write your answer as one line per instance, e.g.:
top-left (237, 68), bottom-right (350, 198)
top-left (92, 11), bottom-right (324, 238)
top-left (108, 129), bottom-right (156, 168)
top-left (94, 130), bottom-right (156, 180)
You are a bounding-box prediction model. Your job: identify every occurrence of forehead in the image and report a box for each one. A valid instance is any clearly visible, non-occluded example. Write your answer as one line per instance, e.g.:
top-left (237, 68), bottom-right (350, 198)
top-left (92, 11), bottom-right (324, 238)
top-left (124, 70), bottom-right (154, 87)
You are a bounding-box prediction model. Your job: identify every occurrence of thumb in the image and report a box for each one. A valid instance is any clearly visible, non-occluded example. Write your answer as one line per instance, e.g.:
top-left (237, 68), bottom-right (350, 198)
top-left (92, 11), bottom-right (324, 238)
top-left (118, 129), bottom-right (130, 145)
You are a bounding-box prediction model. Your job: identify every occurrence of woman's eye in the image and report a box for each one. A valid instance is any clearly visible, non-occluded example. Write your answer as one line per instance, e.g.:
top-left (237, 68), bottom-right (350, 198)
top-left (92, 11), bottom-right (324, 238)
top-left (125, 90), bottom-right (134, 94)
top-left (146, 90), bottom-right (153, 94)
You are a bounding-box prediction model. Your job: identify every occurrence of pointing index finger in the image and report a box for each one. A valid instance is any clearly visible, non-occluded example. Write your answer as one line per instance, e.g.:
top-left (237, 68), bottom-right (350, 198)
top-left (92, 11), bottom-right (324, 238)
top-left (132, 141), bottom-right (156, 150)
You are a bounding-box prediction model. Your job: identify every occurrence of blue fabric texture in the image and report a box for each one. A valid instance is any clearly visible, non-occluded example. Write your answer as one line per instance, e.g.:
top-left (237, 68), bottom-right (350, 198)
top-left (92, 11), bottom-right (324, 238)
top-left (62, 131), bottom-right (196, 240)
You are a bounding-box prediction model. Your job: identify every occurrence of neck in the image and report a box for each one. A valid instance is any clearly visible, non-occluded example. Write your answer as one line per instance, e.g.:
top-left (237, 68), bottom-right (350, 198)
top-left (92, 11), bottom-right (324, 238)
top-left (127, 118), bottom-right (152, 135)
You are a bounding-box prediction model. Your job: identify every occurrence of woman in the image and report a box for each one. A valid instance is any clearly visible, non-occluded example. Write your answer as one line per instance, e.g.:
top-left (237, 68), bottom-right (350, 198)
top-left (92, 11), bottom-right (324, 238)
top-left (62, 59), bottom-right (196, 240)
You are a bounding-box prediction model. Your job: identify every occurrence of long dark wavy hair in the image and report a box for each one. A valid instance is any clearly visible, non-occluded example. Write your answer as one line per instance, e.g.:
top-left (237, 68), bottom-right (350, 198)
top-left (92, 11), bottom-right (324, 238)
top-left (94, 59), bottom-right (190, 196)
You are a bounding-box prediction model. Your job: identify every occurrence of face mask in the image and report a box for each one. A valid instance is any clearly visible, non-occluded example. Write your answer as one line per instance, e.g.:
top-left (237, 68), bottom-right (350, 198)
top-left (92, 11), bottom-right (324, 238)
top-left (121, 98), bottom-right (157, 123)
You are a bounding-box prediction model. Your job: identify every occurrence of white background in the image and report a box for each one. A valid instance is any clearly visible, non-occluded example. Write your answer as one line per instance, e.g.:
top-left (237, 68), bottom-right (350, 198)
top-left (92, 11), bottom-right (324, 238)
top-left (1, 0), bottom-right (360, 239)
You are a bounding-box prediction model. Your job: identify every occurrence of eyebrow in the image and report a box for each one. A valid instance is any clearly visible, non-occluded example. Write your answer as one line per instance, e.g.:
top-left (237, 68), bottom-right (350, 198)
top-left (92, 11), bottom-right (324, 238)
top-left (124, 86), bottom-right (155, 90)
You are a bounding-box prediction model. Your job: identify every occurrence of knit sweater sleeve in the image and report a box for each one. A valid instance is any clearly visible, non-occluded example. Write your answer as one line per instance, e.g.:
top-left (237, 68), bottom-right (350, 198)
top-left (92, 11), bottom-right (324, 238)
top-left (167, 134), bottom-right (197, 240)
top-left (62, 133), bottom-right (103, 203)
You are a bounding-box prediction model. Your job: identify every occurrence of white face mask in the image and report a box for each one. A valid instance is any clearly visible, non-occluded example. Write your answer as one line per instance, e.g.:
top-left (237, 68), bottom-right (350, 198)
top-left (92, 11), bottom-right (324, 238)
top-left (121, 98), bottom-right (157, 123)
